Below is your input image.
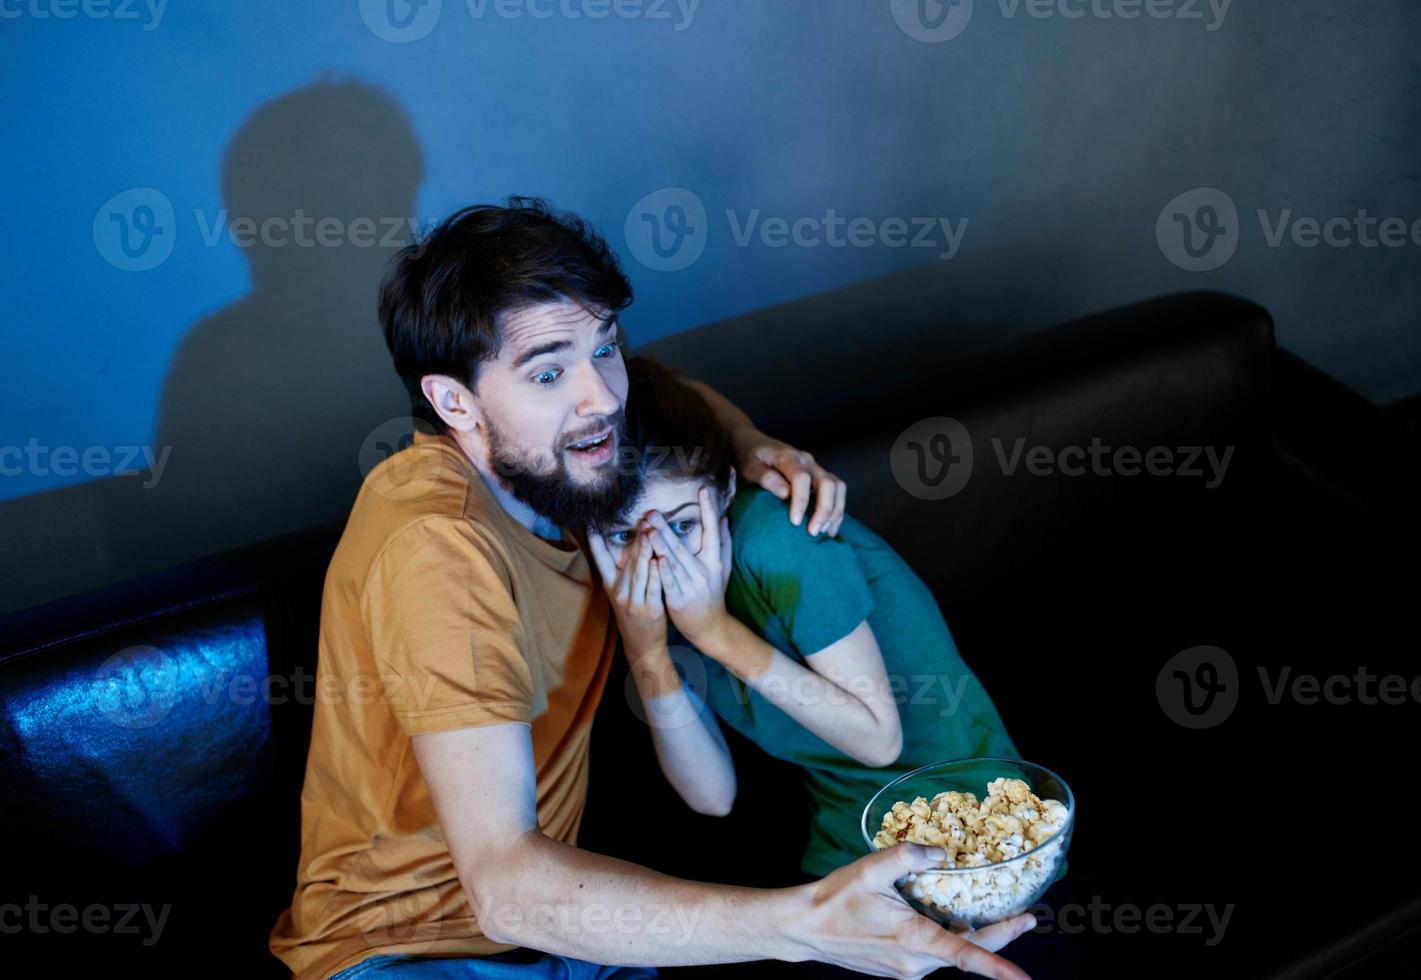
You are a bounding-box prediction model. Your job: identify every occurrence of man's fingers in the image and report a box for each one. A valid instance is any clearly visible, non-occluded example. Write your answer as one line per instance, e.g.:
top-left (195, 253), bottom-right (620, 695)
top-left (958, 913), bottom-right (1038, 955)
top-left (827, 476), bottom-right (848, 537)
top-left (809, 472), bottom-right (845, 537)
top-left (926, 928), bottom-right (1034, 980)
top-left (787, 468), bottom-right (813, 527)
top-left (749, 458), bottom-right (791, 501)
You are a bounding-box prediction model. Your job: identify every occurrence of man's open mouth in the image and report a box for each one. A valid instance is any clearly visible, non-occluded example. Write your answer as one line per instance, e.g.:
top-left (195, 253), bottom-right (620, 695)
top-left (565, 428), bottom-right (616, 462)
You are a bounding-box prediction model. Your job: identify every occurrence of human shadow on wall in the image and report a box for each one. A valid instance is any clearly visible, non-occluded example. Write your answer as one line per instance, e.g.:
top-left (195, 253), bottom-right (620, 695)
top-left (113, 77), bottom-right (423, 568)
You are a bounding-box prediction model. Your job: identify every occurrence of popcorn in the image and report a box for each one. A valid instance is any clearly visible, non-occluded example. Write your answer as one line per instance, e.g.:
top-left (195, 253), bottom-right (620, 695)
top-left (871, 776), bottom-right (1070, 926)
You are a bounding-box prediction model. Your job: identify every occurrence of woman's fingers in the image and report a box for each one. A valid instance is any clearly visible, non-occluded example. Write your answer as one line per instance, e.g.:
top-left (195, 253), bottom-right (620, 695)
top-left (718, 515), bottom-right (733, 588)
top-left (586, 531), bottom-right (617, 588)
top-left (696, 486), bottom-right (721, 571)
top-left (646, 511), bottom-right (706, 588)
top-left (657, 555), bottom-right (686, 599)
top-left (647, 557), bottom-right (663, 605)
top-left (630, 529), bottom-right (653, 606)
top-left (657, 546), bottom-right (695, 599)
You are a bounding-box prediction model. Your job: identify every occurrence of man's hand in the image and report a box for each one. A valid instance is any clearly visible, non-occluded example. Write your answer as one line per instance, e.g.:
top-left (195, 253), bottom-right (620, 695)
top-left (736, 432), bottom-right (846, 537)
top-left (788, 842), bottom-right (1037, 980)
top-left (644, 486), bottom-right (733, 646)
top-left (588, 525), bottom-right (668, 661)
top-left (683, 377), bottom-right (847, 537)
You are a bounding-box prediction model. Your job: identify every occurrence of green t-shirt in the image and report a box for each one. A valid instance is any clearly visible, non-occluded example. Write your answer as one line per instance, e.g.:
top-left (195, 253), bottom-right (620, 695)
top-left (681, 486), bottom-right (1049, 880)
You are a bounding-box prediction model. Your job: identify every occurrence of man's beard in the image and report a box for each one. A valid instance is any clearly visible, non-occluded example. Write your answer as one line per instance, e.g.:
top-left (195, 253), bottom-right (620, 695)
top-left (484, 411), bottom-right (643, 534)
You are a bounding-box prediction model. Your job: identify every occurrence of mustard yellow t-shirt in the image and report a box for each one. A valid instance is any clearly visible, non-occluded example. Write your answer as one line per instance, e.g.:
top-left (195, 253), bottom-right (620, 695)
top-left (269, 430), bottom-right (615, 980)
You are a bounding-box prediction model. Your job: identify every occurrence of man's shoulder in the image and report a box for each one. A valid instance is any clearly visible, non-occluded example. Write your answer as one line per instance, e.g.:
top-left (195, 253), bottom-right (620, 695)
top-left (331, 435), bottom-right (512, 587)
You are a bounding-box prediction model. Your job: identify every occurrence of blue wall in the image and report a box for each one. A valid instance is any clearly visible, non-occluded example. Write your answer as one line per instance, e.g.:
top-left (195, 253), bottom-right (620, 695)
top-left (2, 0), bottom-right (1418, 611)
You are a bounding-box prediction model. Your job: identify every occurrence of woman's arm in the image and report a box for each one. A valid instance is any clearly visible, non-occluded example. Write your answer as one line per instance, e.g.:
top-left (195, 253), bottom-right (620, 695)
top-left (695, 618), bottom-right (903, 769)
top-left (624, 641), bottom-right (738, 816)
top-left (588, 528), bottom-right (737, 815)
top-left (643, 500), bottom-right (902, 768)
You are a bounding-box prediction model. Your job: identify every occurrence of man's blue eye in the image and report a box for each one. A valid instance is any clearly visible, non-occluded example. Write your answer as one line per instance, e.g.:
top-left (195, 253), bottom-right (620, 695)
top-left (534, 369), bottom-right (560, 385)
top-left (594, 343), bottom-right (617, 359)
top-left (609, 530), bottom-right (633, 545)
top-left (671, 520), bottom-right (696, 536)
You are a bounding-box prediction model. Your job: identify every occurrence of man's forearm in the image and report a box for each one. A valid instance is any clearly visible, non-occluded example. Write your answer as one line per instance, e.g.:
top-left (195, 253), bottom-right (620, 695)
top-left (686, 379), bottom-right (758, 453)
top-left (472, 831), bottom-right (810, 966)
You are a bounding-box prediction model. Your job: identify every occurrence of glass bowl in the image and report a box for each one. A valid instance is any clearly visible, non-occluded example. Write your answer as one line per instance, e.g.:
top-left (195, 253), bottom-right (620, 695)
top-left (861, 757), bottom-right (1074, 930)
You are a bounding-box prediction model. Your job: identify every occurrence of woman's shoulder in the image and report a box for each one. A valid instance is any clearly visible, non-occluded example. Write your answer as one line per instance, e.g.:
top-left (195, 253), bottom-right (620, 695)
top-left (728, 485), bottom-right (865, 570)
top-left (729, 486), bottom-right (814, 545)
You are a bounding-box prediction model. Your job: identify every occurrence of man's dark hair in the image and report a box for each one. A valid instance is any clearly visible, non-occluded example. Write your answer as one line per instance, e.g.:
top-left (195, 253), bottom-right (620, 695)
top-left (621, 355), bottom-right (736, 499)
top-left (378, 196), bottom-right (634, 432)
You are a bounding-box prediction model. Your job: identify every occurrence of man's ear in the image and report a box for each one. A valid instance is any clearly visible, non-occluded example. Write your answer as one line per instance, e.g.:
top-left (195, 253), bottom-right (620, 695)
top-left (419, 374), bottom-right (480, 433)
top-left (722, 468), bottom-right (738, 509)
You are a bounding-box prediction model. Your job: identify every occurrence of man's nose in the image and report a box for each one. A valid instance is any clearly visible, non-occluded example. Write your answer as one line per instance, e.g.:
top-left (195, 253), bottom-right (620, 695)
top-left (575, 364), bottom-right (621, 418)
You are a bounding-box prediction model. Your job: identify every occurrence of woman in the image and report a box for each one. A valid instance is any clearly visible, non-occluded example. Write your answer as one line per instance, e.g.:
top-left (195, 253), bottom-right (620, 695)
top-left (587, 356), bottom-right (1054, 885)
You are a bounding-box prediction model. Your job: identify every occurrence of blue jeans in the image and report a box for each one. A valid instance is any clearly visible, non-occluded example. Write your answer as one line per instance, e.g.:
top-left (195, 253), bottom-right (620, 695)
top-left (330, 947), bottom-right (659, 980)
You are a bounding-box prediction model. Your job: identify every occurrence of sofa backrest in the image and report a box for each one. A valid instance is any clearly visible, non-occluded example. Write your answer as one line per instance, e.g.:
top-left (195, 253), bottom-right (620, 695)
top-left (0, 288), bottom-right (1274, 893)
top-left (641, 290), bottom-right (1275, 610)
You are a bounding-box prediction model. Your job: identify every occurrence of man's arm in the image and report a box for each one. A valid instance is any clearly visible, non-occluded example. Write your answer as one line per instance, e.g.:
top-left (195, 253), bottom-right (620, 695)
top-left (411, 721), bottom-right (1037, 977)
top-left (687, 379), bottom-right (846, 538)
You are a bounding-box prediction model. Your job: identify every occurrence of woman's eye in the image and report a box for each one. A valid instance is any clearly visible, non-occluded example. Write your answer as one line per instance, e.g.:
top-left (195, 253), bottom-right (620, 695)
top-left (608, 530), bottom-right (633, 545)
top-left (671, 520), bottom-right (697, 537)
top-left (533, 369), bottom-right (561, 385)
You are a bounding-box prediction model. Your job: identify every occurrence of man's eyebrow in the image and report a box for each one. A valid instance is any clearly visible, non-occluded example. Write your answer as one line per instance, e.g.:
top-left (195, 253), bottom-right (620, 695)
top-left (510, 338), bottom-right (572, 370)
top-left (509, 319), bottom-right (618, 370)
top-left (660, 502), bottom-right (699, 519)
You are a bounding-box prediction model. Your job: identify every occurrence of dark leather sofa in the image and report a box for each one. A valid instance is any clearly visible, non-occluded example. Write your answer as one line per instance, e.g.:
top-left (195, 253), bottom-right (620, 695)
top-left (3, 291), bottom-right (1418, 978)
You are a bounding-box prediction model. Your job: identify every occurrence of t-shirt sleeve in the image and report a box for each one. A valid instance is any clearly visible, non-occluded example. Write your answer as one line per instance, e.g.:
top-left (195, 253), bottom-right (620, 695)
top-left (733, 493), bottom-right (875, 657)
top-left (360, 516), bottom-right (534, 736)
